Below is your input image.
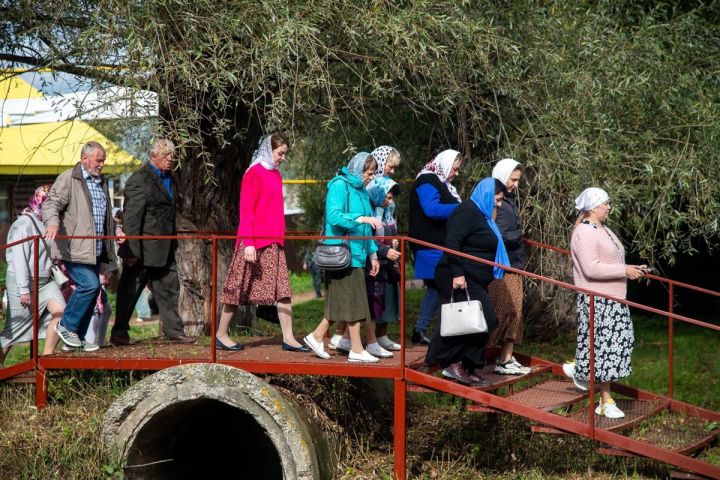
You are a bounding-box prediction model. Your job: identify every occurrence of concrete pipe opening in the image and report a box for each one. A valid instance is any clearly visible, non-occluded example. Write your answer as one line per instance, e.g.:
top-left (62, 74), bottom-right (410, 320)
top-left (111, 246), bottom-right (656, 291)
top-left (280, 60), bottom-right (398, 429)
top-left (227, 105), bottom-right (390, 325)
top-left (102, 364), bottom-right (334, 480)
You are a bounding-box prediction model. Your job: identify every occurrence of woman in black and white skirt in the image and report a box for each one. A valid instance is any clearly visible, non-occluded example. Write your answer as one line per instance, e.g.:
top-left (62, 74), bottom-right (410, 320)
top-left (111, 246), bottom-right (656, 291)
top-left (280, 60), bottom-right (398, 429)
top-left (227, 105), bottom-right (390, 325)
top-left (565, 187), bottom-right (649, 419)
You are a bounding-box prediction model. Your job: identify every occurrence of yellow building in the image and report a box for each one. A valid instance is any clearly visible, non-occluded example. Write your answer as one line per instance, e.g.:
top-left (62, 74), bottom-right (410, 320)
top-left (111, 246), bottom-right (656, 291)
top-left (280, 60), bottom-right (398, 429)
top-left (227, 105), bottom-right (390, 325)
top-left (0, 71), bottom-right (142, 242)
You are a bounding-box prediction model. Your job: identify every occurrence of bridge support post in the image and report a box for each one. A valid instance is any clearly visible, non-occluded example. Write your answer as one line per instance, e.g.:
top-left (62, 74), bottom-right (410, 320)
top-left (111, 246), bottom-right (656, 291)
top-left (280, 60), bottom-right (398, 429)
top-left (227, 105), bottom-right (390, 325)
top-left (393, 377), bottom-right (407, 480)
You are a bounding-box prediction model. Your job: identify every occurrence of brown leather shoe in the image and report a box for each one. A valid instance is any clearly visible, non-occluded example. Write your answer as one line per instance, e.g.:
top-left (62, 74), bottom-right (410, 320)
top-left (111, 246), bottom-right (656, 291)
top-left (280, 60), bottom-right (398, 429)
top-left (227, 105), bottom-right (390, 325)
top-left (109, 335), bottom-right (136, 346)
top-left (441, 362), bottom-right (475, 385)
top-left (467, 370), bottom-right (492, 388)
top-left (442, 362), bottom-right (492, 387)
top-left (166, 335), bottom-right (198, 344)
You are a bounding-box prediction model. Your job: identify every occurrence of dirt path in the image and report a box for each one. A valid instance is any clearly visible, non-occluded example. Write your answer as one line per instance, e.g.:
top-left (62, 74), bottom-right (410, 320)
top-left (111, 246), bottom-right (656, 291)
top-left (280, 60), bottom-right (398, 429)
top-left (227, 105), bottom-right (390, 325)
top-left (292, 291), bottom-right (321, 305)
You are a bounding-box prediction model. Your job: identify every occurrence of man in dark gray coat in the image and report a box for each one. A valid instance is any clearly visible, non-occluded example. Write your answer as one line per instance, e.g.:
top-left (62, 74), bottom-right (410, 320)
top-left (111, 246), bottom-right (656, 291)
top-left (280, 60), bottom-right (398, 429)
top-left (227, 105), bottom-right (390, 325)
top-left (111, 139), bottom-right (195, 344)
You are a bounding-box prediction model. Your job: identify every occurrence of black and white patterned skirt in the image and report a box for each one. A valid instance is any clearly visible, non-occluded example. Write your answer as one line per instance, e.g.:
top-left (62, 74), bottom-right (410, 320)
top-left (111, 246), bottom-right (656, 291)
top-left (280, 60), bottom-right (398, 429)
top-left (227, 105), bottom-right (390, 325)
top-left (573, 294), bottom-right (634, 383)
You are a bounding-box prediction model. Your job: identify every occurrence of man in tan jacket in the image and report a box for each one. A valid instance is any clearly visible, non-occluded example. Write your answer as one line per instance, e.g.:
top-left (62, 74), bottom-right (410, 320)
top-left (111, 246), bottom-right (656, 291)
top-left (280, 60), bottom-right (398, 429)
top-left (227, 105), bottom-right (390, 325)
top-left (44, 141), bottom-right (117, 350)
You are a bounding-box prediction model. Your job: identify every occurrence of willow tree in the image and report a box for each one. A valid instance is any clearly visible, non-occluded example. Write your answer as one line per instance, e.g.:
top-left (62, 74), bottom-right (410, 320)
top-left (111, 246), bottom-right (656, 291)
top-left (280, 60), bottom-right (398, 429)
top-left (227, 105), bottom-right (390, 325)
top-left (3, 1), bottom-right (719, 331)
top-left (2, 0), bottom-right (513, 329)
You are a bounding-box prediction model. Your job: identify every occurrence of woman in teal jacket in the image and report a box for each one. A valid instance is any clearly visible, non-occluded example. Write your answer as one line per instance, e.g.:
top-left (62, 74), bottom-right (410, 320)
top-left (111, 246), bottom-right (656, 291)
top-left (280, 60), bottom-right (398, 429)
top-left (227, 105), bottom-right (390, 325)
top-left (304, 152), bottom-right (381, 363)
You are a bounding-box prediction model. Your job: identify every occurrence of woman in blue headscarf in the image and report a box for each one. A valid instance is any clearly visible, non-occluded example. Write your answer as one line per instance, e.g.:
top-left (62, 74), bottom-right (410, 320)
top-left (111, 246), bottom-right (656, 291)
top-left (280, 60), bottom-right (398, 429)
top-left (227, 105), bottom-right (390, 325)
top-left (364, 176), bottom-right (402, 354)
top-left (425, 177), bottom-right (510, 386)
top-left (304, 152), bottom-right (382, 363)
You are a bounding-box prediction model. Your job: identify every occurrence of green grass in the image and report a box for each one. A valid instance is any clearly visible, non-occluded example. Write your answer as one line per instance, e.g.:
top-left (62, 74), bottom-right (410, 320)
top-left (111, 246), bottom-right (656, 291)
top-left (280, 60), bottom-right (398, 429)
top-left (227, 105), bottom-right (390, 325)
top-left (290, 271), bottom-right (316, 294)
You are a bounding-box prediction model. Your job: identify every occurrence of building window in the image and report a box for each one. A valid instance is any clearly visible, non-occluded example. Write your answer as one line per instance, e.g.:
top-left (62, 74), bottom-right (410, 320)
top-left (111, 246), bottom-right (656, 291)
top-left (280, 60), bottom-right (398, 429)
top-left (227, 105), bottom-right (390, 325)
top-left (0, 184), bottom-right (10, 223)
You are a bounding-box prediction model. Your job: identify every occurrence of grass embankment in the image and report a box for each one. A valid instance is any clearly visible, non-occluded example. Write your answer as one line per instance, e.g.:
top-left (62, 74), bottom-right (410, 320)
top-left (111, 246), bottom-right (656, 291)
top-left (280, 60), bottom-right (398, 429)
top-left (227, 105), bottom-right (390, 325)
top-left (0, 273), bottom-right (718, 478)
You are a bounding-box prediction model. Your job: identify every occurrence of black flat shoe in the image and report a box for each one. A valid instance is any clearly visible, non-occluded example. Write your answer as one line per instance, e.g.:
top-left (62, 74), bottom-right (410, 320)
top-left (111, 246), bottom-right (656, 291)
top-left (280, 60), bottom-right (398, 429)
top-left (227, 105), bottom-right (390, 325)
top-left (282, 342), bottom-right (311, 353)
top-left (215, 338), bottom-right (244, 351)
top-left (411, 330), bottom-right (432, 346)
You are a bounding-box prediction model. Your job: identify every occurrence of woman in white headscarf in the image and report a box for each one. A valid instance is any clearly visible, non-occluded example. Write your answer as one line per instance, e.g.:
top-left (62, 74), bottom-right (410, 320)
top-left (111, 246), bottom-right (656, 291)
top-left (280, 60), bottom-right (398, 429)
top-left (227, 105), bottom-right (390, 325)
top-left (486, 158), bottom-right (531, 375)
top-left (408, 150), bottom-right (463, 345)
top-left (216, 132), bottom-right (309, 353)
top-left (564, 187), bottom-right (648, 419)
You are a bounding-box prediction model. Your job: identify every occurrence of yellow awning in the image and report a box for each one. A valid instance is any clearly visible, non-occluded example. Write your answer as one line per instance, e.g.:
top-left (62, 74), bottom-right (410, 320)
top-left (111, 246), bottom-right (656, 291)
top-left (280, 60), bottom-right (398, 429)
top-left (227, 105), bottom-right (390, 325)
top-left (0, 74), bottom-right (43, 100)
top-left (0, 120), bottom-right (141, 175)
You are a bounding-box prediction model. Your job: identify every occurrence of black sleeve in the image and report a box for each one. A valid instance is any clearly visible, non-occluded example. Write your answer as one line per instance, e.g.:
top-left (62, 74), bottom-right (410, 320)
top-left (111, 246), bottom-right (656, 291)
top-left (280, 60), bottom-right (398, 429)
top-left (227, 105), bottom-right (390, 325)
top-left (122, 172), bottom-right (146, 258)
top-left (444, 205), bottom-right (475, 278)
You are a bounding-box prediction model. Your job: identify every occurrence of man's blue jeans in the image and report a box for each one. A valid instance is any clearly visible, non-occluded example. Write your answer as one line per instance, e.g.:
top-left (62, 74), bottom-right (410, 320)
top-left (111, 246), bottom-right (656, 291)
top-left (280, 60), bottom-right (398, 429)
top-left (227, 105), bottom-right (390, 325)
top-left (415, 285), bottom-right (439, 333)
top-left (61, 259), bottom-right (101, 338)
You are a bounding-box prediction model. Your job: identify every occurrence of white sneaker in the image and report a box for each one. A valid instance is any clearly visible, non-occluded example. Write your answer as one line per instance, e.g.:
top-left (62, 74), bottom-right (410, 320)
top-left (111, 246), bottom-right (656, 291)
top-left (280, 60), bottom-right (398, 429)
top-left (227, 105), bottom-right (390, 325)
top-left (348, 350), bottom-right (379, 363)
top-left (303, 334), bottom-right (330, 359)
top-left (61, 341), bottom-right (99, 352)
top-left (366, 342), bottom-right (393, 358)
top-left (336, 338), bottom-right (352, 354)
top-left (377, 335), bottom-right (401, 351)
top-left (328, 334), bottom-right (343, 350)
top-left (595, 399), bottom-right (625, 419)
top-left (509, 356), bottom-right (531, 374)
top-left (494, 357), bottom-right (531, 375)
top-left (81, 341), bottom-right (100, 352)
top-left (562, 361), bottom-right (589, 391)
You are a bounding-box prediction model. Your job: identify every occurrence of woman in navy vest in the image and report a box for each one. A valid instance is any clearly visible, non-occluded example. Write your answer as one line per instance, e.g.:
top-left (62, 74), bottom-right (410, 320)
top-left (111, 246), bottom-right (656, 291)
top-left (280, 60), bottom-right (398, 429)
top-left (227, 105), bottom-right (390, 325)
top-left (408, 150), bottom-right (463, 345)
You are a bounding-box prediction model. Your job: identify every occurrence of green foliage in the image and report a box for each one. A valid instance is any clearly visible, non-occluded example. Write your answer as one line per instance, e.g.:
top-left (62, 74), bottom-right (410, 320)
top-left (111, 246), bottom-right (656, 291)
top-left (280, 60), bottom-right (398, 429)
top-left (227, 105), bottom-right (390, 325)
top-left (492, 2), bottom-right (720, 263)
top-left (3, 1), bottom-right (720, 326)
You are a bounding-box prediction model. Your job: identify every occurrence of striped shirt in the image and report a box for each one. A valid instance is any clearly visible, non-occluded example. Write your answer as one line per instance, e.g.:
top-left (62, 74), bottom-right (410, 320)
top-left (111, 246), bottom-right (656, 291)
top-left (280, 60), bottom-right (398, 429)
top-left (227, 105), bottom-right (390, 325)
top-left (81, 165), bottom-right (106, 256)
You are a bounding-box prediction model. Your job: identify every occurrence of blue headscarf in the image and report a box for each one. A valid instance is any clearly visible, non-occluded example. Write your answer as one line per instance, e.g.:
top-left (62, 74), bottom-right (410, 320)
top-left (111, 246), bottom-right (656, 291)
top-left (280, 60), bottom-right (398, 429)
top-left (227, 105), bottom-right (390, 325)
top-left (347, 152), bottom-right (370, 180)
top-left (366, 176), bottom-right (398, 224)
top-left (469, 178), bottom-right (511, 279)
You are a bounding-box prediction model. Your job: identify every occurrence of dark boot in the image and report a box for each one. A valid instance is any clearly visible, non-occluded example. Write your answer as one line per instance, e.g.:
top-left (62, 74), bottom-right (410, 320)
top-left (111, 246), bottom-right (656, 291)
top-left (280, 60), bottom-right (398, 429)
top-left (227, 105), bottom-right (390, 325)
top-left (411, 330), bottom-right (431, 346)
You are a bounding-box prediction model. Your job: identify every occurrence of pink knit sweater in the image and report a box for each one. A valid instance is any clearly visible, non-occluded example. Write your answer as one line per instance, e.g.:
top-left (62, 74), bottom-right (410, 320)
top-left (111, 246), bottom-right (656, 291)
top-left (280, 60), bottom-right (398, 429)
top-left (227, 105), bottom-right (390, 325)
top-left (236, 163), bottom-right (285, 249)
top-left (570, 222), bottom-right (627, 299)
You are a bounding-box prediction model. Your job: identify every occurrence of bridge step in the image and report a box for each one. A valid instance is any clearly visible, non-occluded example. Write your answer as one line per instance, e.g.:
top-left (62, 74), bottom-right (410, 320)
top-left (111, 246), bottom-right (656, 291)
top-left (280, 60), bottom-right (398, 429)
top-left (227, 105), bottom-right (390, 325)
top-left (569, 398), bottom-right (671, 433)
top-left (505, 379), bottom-right (587, 411)
top-left (406, 364), bottom-right (551, 395)
top-left (531, 398), bottom-right (670, 434)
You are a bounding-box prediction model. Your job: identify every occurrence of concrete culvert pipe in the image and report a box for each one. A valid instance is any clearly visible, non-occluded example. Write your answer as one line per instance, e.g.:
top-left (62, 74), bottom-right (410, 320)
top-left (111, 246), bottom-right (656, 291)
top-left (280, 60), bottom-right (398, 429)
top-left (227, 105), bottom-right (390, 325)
top-left (101, 364), bottom-right (334, 480)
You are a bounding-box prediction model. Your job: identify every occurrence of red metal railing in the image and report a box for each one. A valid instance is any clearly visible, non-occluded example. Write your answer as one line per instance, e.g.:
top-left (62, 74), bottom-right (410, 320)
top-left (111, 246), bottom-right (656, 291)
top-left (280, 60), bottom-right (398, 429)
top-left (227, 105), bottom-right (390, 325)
top-left (2, 233), bottom-right (720, 478)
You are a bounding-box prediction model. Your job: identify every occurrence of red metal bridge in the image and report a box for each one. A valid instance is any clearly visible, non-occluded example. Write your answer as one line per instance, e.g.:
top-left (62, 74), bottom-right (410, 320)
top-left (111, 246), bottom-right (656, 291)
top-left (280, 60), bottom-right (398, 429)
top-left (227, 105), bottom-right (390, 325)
top-left (1, 233), bottom-right (719, 479)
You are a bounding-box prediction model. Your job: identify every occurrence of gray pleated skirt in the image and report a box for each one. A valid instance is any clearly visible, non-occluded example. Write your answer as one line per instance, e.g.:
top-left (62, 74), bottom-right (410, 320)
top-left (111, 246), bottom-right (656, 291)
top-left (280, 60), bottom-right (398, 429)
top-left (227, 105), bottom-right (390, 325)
top-left (1, 272), bottom-right (66, 348)
top-left (324, 267), bottom-right (372, 323)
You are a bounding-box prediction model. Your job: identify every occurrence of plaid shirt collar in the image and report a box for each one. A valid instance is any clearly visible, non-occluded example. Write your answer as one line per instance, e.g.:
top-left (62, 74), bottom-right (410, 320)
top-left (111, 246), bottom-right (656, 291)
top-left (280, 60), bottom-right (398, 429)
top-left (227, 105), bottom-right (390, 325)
top-left (80, 164), bottom-right (106, 255)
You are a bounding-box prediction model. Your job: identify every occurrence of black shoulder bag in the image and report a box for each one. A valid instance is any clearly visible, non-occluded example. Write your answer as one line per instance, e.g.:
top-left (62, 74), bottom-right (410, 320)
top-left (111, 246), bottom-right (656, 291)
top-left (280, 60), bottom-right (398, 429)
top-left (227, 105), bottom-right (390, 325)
top-left (314, 183), bottom-right (352, 271)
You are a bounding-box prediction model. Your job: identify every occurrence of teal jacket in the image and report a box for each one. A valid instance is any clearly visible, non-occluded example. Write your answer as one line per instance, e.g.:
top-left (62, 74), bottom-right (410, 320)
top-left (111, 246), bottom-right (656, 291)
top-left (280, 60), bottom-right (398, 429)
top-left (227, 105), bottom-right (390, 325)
top-left (324, 168), bottom-right (378, 267)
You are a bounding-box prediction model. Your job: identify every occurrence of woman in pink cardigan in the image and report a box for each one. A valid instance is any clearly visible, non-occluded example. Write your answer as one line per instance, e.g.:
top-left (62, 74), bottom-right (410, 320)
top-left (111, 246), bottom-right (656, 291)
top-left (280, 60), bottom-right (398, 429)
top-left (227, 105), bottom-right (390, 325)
top-left (564, 187), bottom-right (648, 419)
top-left (216, 133), bottom-right (309, 352)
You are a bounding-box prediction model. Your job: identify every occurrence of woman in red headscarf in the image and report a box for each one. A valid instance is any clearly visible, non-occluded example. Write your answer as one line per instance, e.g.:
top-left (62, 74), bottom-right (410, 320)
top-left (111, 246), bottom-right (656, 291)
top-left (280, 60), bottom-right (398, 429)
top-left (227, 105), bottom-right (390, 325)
top-left (1, 185), bottom-right (63, 365)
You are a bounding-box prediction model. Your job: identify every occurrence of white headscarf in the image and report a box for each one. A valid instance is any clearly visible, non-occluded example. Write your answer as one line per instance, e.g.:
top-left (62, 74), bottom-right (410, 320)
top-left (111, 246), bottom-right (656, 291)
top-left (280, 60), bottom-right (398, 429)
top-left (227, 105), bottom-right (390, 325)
top-left (574, 187), bottom-right (609, 211)
top-left (416, 149), bottom-right (462, 201)
top-left (246, 135), bottom-right (278, 172)
top-left (492, 158), bottom-right (521, 185)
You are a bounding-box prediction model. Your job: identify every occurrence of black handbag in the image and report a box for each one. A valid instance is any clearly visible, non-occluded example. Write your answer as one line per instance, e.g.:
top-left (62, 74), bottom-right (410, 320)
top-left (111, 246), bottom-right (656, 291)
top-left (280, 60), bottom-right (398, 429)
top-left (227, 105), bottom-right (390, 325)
top-left (315, 183), bottom-right (352, 271)
top-left (256, 304), bottom-right (280, 324)
top-left (254, 247), bottom-right (280, 324)
top-left (502, 228), bottom-right (522, 244)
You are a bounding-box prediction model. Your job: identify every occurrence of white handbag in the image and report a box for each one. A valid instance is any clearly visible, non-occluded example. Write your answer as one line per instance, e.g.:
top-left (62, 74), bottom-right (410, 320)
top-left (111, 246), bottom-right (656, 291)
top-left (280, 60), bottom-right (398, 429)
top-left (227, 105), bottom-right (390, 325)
top-left (50, 264), bottom-right (70, 287)
top-left (440, 288), bottom-right (488, 337)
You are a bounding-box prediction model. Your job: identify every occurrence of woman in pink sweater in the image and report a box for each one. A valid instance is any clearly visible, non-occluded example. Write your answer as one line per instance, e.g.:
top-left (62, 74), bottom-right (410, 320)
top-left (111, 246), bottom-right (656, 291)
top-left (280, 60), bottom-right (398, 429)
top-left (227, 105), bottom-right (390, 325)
top-left (216, 133), bottom-right (308, 352)
top-left (565, 187), bottom-right (648, 419)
